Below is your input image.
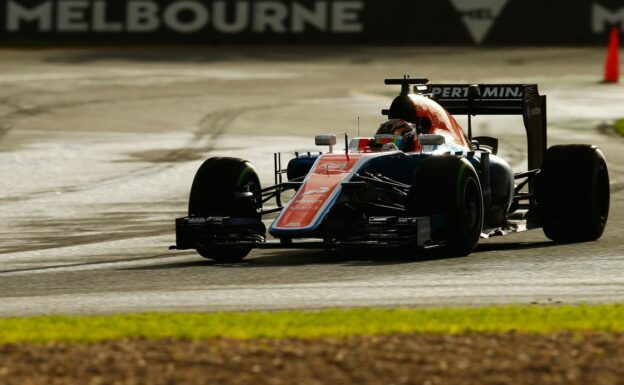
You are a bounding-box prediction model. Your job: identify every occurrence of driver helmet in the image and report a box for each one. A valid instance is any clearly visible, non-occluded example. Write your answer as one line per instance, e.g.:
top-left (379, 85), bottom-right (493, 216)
top-left (374, 119), bottom-right (417, 152)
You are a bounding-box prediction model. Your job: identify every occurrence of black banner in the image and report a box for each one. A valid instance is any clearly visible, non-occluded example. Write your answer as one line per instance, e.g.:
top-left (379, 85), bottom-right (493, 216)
top-left (0, 0), bottom-right (622, 45)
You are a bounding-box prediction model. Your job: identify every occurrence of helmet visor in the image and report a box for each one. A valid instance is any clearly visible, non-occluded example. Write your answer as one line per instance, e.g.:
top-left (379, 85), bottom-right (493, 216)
top-left (373, 134), bottom-right (403, 149)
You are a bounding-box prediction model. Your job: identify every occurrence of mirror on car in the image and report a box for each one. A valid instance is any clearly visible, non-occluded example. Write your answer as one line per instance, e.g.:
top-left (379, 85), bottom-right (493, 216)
top-left (315, 134), bottom-right (337, 153)
top-left (315, 134), bottom-right (337, 146)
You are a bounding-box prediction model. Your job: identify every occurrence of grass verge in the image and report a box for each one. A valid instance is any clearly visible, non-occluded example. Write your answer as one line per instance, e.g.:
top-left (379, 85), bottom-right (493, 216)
top-left (614, 118), bottom-right (624, 136)
top-left (1, 305), bottom-right (623, 344)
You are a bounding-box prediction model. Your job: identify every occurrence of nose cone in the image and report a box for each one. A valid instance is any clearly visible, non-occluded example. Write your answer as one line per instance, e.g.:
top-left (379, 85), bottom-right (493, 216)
top-left (269, 154), bottom-right (362, 234)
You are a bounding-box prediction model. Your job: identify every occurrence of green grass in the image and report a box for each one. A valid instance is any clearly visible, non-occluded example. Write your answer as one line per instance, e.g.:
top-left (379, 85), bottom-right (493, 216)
top-left (1, 305), bottom-right (623, 344)
top-left (614, 119), bottom-right (624, 136)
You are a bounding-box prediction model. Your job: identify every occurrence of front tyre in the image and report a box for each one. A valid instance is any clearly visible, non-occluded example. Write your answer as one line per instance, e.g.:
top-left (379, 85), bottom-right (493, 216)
top-left (407, 156), bottom-right (484, 256)
top-left (538, 145), bottom-right (610, 243)
top-left (188, 157), bottom-right (262, 262)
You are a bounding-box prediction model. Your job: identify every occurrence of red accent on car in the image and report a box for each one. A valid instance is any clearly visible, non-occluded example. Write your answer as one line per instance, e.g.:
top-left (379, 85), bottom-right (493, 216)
top-left (274, 154), bottom-right (363, 230)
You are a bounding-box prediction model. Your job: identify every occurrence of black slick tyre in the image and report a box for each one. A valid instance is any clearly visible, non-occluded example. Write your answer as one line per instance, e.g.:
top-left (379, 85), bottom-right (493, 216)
top-left (188, 157), bottom-right (262, 262)
top-left (407, 156), bottom-right (484, 256)
top-left (538, 145), bottom-right (609, 243)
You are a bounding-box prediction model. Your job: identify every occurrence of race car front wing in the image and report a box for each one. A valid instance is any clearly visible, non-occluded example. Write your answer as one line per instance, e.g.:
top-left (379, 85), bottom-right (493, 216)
top-left (171, 215), bottom-right (442, 250)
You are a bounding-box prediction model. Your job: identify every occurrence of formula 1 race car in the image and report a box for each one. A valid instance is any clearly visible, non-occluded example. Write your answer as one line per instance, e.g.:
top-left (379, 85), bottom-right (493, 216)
top-left (172, 77), bottom-right (610, 262)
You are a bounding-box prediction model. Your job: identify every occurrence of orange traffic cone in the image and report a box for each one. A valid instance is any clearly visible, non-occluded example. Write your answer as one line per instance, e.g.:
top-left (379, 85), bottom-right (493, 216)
top-left (604, 26), bottom-right (620, 83)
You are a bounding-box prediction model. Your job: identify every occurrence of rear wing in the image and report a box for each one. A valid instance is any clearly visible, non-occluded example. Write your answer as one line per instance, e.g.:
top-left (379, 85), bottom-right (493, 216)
top-left (430, 84), bottom-right (547, 171)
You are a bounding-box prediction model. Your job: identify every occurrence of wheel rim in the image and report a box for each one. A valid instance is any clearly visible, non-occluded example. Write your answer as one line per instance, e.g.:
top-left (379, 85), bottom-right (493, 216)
top-left (244, 180), bottom-right (261, 213)
top-left (462, 177), bottom-right (481, 232)
top-left (234, 173), bottom-right (261, 218)
top-left (596, 164), bottom-right (609, 226)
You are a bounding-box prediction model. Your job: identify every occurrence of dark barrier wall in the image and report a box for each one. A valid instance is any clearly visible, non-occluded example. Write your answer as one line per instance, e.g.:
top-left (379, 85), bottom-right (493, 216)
top-left (0, 0), bottom-right (622, 45)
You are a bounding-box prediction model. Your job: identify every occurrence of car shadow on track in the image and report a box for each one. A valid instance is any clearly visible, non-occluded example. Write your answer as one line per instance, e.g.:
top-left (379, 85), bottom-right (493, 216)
top-left (243, 249), bottom-right (450, 267)
top-left (123, 248), bottom-right (448, 271)
top-left (475, 240), bottom-right (555, 252)
top-left (124, 240), bottom-right (557, 271)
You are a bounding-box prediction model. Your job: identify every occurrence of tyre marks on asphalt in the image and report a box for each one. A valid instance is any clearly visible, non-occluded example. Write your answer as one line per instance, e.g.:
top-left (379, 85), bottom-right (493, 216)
top-left (0, 98), bottom-right (287, 204)
top-left (0, 95), bottom-right (41, 142)
top-left (0, 96), bottom-right (292, 255)
top-left (0, 91), bottom-right (205, 142)
top-left (0, 252), bottom-right (177, 276)
top-left (0, 217), bottom-right (172, 255)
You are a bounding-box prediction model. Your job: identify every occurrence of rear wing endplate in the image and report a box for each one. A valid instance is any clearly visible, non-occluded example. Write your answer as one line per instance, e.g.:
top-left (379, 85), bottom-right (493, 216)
top-left (429, 84), bottom-right (547, 171)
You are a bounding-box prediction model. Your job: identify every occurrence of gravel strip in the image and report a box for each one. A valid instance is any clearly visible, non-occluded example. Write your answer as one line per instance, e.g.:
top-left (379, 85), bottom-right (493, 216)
top-left (1, 333), bottom-right (623, 385)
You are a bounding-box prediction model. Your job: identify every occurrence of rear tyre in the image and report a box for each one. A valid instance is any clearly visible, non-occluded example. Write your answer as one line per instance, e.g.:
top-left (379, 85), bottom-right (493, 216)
top-left (538, 145), bottom-right (609, 243)
top-left (407, 156), bottom-right (484, 256)
top-left (188, 157), bottom-right (262, 262)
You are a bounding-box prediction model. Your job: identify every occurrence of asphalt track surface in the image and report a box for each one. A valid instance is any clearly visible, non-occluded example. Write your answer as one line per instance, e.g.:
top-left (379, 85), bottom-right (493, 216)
top-left (0, 47), bottom-right (623, 316)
